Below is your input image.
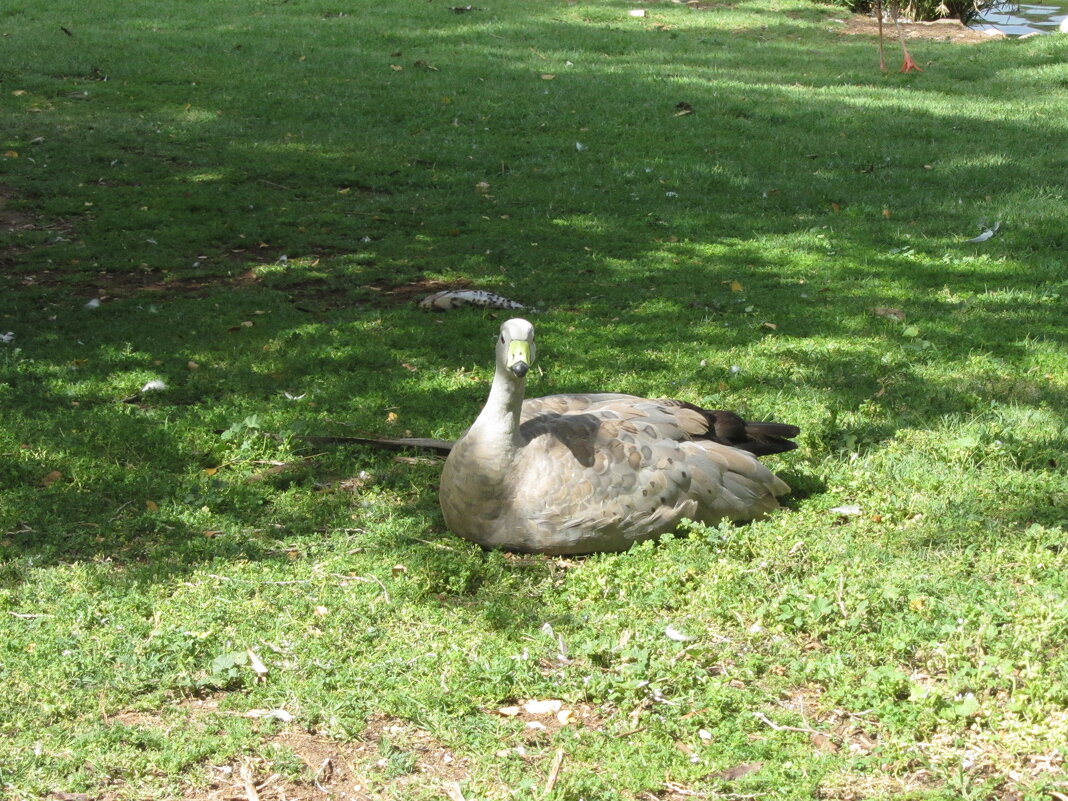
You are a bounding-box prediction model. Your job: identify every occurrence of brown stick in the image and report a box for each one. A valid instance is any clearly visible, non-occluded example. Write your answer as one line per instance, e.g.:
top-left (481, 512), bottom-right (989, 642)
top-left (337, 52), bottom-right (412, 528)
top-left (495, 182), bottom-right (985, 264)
top-left (543, 748), bottom-right (565, 797)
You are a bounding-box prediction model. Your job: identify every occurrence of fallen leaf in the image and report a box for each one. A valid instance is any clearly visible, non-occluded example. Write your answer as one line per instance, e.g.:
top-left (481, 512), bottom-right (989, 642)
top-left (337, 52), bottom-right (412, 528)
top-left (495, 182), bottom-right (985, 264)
top-left (314, 605), bottom-right (329, 616)
top-left (390, 64), bottom-right (403, 71)
top-left (474, 181), bottom-right (491, 193)
top-left (4, 150), bottom-right (18, 158)
top-left (728, 280), bottom-right (743, 292)
top-left (872, 306), bottom-right (905, 321)
top-left (761, 321), bottom-right (778, 330)
top-left (39, 470), bottom-right (63, 487)
top-left (187, 360), bottom-right (200, 370)
top-left (386, 411), bottom-right (399, 424)
top-left (811, 732), bottom-right (839, 754)
top-left (674, 101), bottom-right (693, 116)
top-left (203, 530), bottom-right (222, 538)
top-left (145, 500), bottom-right (159, 511)
top-left (882, 208), bottom-right (892, 219)
top-left (203, 467), bottom-right (219, 475)
top-left (831, 202), bottom-right (841, 212)
top-left (715, 761), bottom-right (763, 781)
top-left (540, 73), bottom-right (555, 80)
top-left (391, 563), bottom-right (408, 576)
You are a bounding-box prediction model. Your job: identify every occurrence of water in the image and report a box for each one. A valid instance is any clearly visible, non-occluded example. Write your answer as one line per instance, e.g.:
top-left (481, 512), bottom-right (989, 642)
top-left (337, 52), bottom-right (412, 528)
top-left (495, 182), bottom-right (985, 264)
top-left (970, 0), bottom-right (1068, 36)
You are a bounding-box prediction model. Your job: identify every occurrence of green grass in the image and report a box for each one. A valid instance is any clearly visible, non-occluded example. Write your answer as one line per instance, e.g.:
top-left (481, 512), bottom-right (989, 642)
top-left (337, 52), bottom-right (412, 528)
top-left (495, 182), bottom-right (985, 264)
top-left (2, 0), bottom-right (1067, 799)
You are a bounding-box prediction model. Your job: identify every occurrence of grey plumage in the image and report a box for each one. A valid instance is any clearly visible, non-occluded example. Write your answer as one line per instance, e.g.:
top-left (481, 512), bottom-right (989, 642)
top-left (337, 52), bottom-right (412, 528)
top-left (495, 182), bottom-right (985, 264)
top-left (439, 318), bottom-right (798, 555)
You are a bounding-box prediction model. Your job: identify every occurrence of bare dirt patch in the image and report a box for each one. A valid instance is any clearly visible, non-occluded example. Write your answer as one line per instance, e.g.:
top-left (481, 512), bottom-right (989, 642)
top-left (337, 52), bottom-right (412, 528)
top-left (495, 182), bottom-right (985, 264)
top-left (1, 184), bottom-right (73, 268)
top-left (9, 266), bottom-right (264, 300)
top-left (96, 705), bottom-right (472, 801)
top-left (106, 695), bottom-right (225, 729)
top-left (833, 14), bottom-right (1006, 43)
top-left (0, 185), bottom-right (38, 235)
top-left (363, 277), bottom-right (473, 306)
top-left (492, 698), bottom-right (607, 751)
top-left (182, 713), bottom-right (471, 801)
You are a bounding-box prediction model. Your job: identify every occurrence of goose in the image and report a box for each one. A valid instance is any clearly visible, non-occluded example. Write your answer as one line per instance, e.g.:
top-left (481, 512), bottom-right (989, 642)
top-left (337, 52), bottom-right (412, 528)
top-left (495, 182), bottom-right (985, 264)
top-left (438, 318), bottom-right (799, 555)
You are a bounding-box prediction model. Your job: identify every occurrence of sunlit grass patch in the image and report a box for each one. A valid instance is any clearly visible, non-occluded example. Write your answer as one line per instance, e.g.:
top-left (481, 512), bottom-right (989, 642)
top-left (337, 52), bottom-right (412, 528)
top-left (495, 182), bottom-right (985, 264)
top-left (2, 0), bottom-right (1067, 799)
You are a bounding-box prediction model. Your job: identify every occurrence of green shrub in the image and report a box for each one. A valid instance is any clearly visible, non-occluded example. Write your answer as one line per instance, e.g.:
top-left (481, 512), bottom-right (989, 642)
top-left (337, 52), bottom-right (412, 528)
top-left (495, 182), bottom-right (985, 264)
top-left (841, 0), bottom-right (1000, 24)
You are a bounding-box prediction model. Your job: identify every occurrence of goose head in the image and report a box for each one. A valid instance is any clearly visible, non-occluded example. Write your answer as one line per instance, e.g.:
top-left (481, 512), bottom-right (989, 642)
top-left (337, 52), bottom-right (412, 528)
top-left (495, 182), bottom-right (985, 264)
top-left (497, 318), bottom-right (536, 379)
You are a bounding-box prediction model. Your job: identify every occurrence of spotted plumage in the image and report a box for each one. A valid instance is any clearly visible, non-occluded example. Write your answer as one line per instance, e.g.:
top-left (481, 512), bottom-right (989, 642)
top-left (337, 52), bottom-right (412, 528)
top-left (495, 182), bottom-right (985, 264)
top-left (419, 289), bottom-right (529, 311)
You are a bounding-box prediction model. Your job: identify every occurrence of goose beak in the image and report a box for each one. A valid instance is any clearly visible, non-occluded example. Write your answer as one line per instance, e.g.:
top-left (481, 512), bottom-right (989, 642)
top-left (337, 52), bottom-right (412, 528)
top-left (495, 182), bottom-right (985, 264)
top-left (506, 340), bottom-right (531, 378)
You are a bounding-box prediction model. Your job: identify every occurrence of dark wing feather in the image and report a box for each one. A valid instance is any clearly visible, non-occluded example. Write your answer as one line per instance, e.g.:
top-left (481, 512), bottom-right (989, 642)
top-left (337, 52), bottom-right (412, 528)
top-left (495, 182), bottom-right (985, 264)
top-left (664, 401), bottom-right (800, 456)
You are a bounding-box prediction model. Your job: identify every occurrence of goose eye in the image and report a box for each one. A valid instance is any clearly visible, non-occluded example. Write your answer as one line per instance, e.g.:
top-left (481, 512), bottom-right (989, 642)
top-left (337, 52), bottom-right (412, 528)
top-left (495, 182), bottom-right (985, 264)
top-left (499, 335), bottom-right (505, 344)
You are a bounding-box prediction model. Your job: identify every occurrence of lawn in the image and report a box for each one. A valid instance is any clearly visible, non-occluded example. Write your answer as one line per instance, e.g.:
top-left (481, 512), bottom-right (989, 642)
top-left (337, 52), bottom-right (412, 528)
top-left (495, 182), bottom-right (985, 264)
top-left (1, 0), bottom-right (1067, 799)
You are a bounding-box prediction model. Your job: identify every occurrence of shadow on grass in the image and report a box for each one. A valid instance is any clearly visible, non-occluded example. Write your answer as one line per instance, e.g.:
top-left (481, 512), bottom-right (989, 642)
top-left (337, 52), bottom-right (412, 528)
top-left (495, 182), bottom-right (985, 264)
top-left (2, 4), bottom-right (1066, 581)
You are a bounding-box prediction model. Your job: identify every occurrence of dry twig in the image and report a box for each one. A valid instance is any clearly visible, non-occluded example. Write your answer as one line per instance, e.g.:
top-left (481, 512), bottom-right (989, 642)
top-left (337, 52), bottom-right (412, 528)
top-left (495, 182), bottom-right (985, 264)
top-left (543, 748), bottom-right (565, 797)
top-left (753, 711), bottom-right (832, 739)
top-left (238, 762), bottom-right (260, 801)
